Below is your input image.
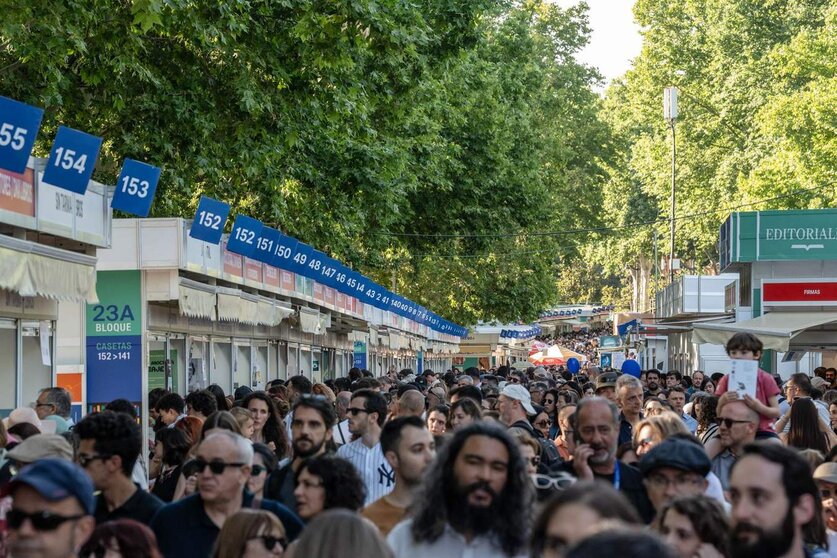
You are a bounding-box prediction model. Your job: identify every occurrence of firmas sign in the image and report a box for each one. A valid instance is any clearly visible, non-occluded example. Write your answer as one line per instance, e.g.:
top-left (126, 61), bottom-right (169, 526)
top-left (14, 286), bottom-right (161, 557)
top-left (85, 270), bottom-right (142, 405)
top-left (719, 209), bottom-right (837, 269)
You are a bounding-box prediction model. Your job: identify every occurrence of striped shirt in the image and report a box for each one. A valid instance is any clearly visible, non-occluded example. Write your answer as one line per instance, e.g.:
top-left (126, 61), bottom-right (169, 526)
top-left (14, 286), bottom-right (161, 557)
top-left (336, 438), bottom-right (394, 505)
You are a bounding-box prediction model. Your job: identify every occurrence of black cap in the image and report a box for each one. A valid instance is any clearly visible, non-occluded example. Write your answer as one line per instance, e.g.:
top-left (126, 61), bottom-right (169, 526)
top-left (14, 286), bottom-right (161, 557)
top-left (638, 437), bottom-right (711, 477)
top-left (595, 372), bottom-right (618, 391)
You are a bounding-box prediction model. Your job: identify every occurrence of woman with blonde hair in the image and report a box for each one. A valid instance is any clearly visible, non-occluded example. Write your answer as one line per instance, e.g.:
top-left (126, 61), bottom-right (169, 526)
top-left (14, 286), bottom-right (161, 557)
top-left (285, 509), bottom-right (392, 558)
top-left (212, 509), bottom-right (287, 558)
top-left (312, 383), bottom-right (336, 404)
top-left (632, 412), bottom-right (689, 457)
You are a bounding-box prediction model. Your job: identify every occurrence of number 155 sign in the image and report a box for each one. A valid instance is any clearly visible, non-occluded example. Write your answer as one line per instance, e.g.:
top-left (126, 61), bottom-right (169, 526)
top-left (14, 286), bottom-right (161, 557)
top-left (0, 96), bottom-right (44, 174)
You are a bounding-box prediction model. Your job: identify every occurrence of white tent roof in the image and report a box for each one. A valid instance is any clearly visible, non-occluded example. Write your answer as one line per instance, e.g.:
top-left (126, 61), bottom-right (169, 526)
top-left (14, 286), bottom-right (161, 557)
top-left (692, 312), bottom-right (837, 351)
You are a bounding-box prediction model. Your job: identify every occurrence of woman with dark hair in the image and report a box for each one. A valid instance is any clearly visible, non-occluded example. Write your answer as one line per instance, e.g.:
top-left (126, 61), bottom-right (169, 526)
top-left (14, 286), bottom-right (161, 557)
top-left (530, 406), bottom-right (552, 439)
top-left (207, 384), bottom-right (230, 412)
top-left (700, 377), bottom-right (716, 396)
top-left (6, 422), bottom-right (39, 441)
top-left (543, 389), bottom-right (561, 439)
top-left (248, 443), bottom-right (278, 499)
top-left (243, 392), bottom-right (289, 459)
top-left (656, 495), bottom-right (730, 558)
top-left (693, 394), bottom-right (722, 459)
top-left (201, 410), bottom-right (243, 439)
top-left (449, 398), bottom-right (482, 431)
top-left (212, 509), bottom-right (286, 558)
top-left (151, 428), bottom-right (191, 502)
top-left (782, 398), bottom-right (835, 454)
top-left (293, 455), bottom-right (365, 521)
top-left (530, 481), bottom-right (641, 558)
top-left (81, 519), bottom-right (162, 558)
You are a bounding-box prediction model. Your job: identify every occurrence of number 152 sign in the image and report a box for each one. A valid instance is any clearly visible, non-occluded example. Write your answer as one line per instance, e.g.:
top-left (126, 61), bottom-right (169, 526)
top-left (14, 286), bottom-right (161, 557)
top-left (190, 196), bottom-right (230, 244)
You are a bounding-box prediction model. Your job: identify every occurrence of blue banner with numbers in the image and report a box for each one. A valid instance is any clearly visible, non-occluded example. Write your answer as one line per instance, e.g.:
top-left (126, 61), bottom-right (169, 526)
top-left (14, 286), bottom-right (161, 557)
top-left (42, 126), bottom-right (103, 194)
top-left (0, 96), bottom-right (44, 174)
top-left (251, 226), bottom-right (282, 265)
top-left (190, 196), bottom-right (230, 244)
top-left (227, 215), bottom-right (263, 257)
top-left (111, 159), bottom-right (161, 217)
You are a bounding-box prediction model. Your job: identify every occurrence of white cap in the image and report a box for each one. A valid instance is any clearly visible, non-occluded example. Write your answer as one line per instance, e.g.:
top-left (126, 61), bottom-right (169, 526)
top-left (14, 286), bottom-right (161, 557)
top-left (500, 384), bottom-right (537, 415)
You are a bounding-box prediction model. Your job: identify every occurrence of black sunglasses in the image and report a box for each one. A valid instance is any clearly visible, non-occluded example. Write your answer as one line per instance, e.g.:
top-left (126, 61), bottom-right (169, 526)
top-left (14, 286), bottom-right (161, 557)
top-left (251, 464), bottom-right (267, 476)
top-left (185, 458), bottom-right (246, 476)
top-left (77, 454), bottom-right (112, 468)
top-left (7, 509), bottom-right (84, 531)
top-left (347, 407), bottom-right (368, 416)
top-left (716, 417), bottom-right (752, 428)
top-left (252, 535), bottom-right (287, 551)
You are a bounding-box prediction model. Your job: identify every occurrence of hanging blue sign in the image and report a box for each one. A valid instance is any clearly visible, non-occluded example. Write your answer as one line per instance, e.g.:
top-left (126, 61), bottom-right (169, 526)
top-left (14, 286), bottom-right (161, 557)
top-left (111, 159), bottom-right (161, 217)
top-left (271, 232), bottom-right (303, 273)
top-left (227, 215), bottom-right (263, 257)
top-left (252, 226), bottom-right (282, 265)
top-left (0, 96), bottom-right (44, 174)
top-left (42, 126), bottom-right (103, 194)
top-left (190, 196), bottom-right (230, 244)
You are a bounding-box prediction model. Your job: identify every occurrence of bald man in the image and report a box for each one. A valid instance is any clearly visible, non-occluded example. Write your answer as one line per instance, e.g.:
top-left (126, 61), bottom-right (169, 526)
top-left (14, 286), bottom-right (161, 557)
top-left (397, 390), bottom-right (426, 418)
top-left (711, 400), bottom-right (759, 491)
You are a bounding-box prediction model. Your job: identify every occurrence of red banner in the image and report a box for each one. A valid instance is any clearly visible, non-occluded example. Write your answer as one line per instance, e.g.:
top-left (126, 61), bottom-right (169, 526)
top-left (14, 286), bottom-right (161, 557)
top-left (763, 281), bottom-right (837, 303)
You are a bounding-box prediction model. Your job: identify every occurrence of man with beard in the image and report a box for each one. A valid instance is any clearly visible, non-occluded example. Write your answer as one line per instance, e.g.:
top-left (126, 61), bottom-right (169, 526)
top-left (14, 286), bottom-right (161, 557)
top-left (363, 416), bottom-right (436, 536)
top-left (336, 389), bottom-right (394, 505)
top-left (264, 394), bottom-right (335, 511)
top-left (387, 422), bottom-right (534, 557)
top-left (557, 397), bottom-right (655, 523)
top-left (729, 442), bottom-right (827, 558)
top-left (644, 369), bottom-right (663, 397)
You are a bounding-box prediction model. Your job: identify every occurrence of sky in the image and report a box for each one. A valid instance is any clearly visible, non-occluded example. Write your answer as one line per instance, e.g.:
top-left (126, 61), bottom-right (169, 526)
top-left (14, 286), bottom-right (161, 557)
top-left (552, 0), bottom-right (644, 89)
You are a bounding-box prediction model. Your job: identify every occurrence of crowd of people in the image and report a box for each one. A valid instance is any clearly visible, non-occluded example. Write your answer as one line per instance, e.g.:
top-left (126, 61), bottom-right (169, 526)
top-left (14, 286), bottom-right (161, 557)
top-left (2, 332), bottom-right (837, 558)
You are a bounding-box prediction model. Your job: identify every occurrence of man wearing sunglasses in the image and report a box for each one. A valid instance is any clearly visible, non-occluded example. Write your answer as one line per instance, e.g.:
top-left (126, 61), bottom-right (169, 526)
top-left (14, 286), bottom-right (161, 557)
top-left (710, 400), bottom-right (758, 492)
top-left (2, 458), bottom-right (96, 558)
top-left (150, 431), bottom-right (303, 558)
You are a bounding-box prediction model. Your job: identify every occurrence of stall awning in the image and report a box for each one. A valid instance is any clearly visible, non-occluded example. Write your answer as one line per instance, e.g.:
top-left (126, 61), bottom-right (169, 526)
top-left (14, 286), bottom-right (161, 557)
top-left (217, 289), bottom-right (258, 325)
top-left (178, 280), bottom-right (216, 320)
top-left (299, 308), bottom-right (324, 334)
top-left (692, 312), bottom-right (837, 351)
top-left (0, 235), bottom-right (98, 303)
top-left (257, 298), bottom-right (293, 327)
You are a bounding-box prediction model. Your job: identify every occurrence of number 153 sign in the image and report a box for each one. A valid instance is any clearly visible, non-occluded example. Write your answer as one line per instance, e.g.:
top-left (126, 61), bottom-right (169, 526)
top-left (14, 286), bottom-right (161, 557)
top-left (111, 159), bottom-right (161, 217)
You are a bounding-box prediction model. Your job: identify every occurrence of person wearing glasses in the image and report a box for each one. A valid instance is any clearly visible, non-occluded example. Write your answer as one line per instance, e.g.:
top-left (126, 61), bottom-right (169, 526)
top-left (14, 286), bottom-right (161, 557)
top-left (637, 437), bottom-right (710, 516)
top-left (33, 387), bottom-right (74, 433)
top-left (2, 458), bottom-right (97, 558)
top-left (75, 412), bottom-right (164, 526)
top-left (149, 431), bottom-right (302, 558)
top-left (335, 389), bottom-right (393, 506)
top-left (710, 400), bottom-right (758, 492)
top-left (247, 444), bottom-right (278, 500)
top-left (212, 509), bottom-right (287, 558)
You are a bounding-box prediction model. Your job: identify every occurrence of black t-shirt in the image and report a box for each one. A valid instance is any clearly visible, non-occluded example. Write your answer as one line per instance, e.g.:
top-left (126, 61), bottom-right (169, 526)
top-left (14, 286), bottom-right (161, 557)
top-left (557, 460), bottom-right (655, 524)
top-left (151, 465), bottom-right (182, 503)
top-left (95, 484), bottom-right (165, 525)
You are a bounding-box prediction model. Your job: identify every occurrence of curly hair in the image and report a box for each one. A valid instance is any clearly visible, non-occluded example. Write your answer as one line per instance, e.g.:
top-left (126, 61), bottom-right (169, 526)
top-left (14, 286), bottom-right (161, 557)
top-left (243, 392), bottom-right (290, 458)
top-left (410, 421), bottom-right (534, 556)
top-left (657, 495), bottom-right (730, 557)
top-left (81, 519), bottom-right (161, 558)
top-left (296, 455), bottom-right (365, 511)
top-left (76, 411), bottom-right (142, 476)
top-left (693, 394), bottom-right (718, 432)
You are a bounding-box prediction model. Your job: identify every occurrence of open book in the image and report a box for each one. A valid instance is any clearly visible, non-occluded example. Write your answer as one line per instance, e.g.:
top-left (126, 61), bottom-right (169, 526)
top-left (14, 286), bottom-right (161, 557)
top-left (729, 359), bottom-right (758, 399)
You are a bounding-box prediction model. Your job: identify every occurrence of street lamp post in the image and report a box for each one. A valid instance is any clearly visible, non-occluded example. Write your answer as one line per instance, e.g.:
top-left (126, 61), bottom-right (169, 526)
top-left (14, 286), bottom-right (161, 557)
top-left (663, 87), bottom-right (678, 283)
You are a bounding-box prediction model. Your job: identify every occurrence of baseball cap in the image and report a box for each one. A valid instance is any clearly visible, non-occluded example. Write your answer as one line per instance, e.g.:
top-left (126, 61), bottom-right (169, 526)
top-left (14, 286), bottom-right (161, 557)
top-left (7, 434), bottom-right (74, 463)
top-left (814, 462), bottom-right (837, 484)
top-left (595, 372), bottom-right (618, 391)
top-left (500, 384), bottom-right (536, 415)
top-left (0, 458), bottom-right (95, 515)
top-left (638, 437), bottom-right (711, 477)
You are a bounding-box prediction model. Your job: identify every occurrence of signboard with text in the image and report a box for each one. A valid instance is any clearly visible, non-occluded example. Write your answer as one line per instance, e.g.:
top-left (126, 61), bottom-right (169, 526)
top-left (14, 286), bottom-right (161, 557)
top-left (762, 280), bottom-right (837, 307)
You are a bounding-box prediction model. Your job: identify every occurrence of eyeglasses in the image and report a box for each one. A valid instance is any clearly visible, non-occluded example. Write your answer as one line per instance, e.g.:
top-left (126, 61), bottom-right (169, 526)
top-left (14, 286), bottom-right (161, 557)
top-left (716, 417), bottom-right (752, 428)
top-left (77, 454), bottom-right (112, 468)
top-left (6, 509), bottom-right (84, 531)
top-left (190, 458), bottom-right (246, 475)
top-left (508, 377), bottom-right (521, 384)
top-left (534, 419), bottom-right (552, 428)
top-left (532, 472), bottom-right (575, 491)
top-left (33, 402), bottom-right (54, 409)
top-left (347, 407), bottom-right (368, 416)
top-left (543, 398), bottom-right (555, 405)
top-left (251, 465), bottom-right (267, 476)
top-left (250, 535), bottom-right (287, 552)
top-left (646, 474), bottom-right (704, 490)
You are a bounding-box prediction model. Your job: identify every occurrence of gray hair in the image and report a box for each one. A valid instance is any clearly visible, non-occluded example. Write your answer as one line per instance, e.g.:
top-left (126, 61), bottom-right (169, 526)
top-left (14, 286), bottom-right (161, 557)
top-left (575, 396), bottom-right (619, 428)
top-left (203, 430), bottom-right (253, 465)
top-left (616, 375), bottom-right (643, 392)
top-left (456, 375), bottom-right (474, 386)
top-left (39, 387), bottom-right (71, 418)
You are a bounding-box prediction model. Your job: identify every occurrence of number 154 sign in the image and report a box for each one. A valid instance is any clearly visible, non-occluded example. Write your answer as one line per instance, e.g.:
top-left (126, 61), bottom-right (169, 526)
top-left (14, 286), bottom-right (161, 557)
top-left (42, 125), bottom-right (103, 194)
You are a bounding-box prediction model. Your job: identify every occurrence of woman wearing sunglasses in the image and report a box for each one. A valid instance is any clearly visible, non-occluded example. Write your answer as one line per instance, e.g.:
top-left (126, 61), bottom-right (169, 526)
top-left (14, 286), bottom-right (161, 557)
top-left (81, 519), bottom-right (162, 558)
top-left (212, 509), bottom-right (287, 558)
top-left (247, 443), bottom-right (278, 499)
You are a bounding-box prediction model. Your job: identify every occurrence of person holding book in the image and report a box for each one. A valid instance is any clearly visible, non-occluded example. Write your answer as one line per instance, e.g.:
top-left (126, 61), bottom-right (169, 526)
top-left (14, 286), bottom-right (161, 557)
top-left (714, 333), bottom-right (781, 439)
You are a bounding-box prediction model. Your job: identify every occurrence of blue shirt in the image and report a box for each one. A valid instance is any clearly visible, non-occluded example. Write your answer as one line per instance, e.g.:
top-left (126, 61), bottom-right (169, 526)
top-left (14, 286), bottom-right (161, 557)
top-left (150, 490), bottom-right (303, 558)
top-left (681, 412), bottom-right (699, 434)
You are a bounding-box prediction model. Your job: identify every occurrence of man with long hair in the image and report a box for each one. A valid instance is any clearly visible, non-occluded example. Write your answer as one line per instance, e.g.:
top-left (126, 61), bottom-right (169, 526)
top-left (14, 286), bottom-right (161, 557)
top-left (387, 422), bottom-right (534, 557)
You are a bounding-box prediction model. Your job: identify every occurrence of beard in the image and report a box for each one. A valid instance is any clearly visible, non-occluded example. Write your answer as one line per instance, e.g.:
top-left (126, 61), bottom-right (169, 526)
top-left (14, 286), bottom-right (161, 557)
top-left (293, 436), bottom-right (326, 458)
top-left (447, 480), bottom-right (503, 536)
top-left (730, 508), bottom-right (795, 558)
top-left (648, 381), bottom-right (658, 390)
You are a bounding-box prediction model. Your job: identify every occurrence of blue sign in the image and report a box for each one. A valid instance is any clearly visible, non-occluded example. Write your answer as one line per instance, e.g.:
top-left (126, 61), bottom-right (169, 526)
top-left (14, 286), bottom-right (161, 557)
top-left (252, 226), bottom-right (282, 265)
top-left (271, 232), bottom-right (303, 273)
top-left (190, 196), bottom-right (230, 244)
top-left (353, 341), bottom-right (367, 370)
top-left (0, 96), bottom-right (44, 174)
top-left (111, 159), bottom-right (161, 217)
top-left (42, 126), bottom-right (103, 194)
top-left (227, 215), bottom-right (263, 257)
top-left (86, 334), bottom-right (143, 402)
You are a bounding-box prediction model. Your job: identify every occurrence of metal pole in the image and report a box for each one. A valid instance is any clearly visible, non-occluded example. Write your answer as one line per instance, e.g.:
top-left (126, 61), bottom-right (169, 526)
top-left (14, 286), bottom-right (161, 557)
top-left (669, 120), bottom-right (676, 283)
